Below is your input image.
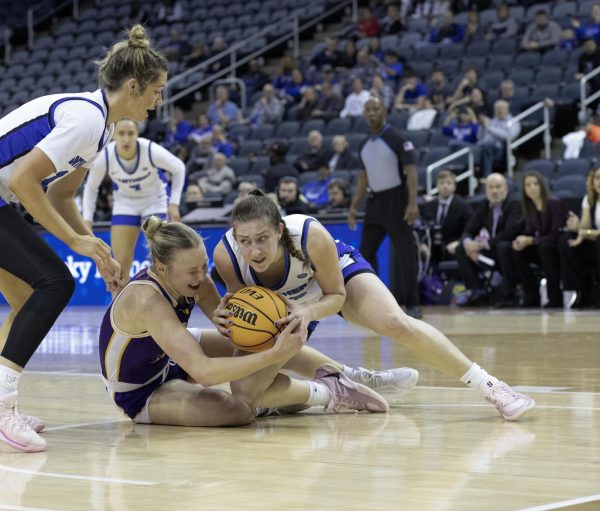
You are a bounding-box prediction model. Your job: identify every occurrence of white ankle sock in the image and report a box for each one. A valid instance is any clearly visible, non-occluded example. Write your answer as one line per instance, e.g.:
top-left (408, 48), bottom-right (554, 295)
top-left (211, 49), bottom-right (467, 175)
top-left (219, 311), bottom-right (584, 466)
top-left (304, 381), bottom-right (332, 407)
top-left (341, 364), bottom-right (356, 378)
top-left (0, 366), bottom-right (21, 396)
top-left (459, 363), bottom-right (499, 396)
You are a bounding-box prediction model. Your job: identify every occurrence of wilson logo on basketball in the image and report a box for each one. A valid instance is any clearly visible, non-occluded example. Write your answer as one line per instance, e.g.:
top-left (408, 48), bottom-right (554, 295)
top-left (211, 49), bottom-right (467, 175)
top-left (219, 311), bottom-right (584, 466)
top-left (239, 288), bottom-right (264, 300)
top-left (226, 302), bottom-right (258, 326)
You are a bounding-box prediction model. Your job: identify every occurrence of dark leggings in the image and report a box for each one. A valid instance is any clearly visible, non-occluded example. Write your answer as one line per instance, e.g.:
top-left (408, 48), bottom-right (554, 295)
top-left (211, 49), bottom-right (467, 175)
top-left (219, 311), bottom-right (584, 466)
top-left (0, 206), bottom-right (75, 368)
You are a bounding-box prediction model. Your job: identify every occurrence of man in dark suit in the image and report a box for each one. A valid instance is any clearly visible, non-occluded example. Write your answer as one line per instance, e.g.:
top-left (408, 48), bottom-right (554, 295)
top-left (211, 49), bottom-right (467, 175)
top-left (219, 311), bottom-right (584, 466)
top-left (455, 173), bottom-right (523, 306)
top-left (420, 170), bottom-right (472, 264)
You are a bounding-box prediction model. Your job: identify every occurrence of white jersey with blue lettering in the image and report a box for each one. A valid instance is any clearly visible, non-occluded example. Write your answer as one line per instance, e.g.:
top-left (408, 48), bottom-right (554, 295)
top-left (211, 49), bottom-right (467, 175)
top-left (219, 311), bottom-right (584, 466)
top-left (222, 214), bottom-right (324, 305)
top-left (0, 89), bottom-right (114, 205)
top-left (81, 137), bottom-right (185, 222)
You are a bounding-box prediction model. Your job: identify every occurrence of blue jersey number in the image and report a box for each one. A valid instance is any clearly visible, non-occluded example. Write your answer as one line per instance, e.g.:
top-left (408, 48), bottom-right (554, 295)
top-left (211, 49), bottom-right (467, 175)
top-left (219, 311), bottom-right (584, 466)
top-left (129, 184), bottom-right (141, 191)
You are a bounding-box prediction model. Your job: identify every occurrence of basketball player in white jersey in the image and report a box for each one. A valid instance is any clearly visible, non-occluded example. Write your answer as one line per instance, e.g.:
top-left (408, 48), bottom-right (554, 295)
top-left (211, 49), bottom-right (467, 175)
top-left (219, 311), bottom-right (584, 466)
top-left (82, 118), bottom-right (185, 281)
top-left (213, 190), bottom-right (536, 422)
top-left (0, 25), bottom-right (168, 452)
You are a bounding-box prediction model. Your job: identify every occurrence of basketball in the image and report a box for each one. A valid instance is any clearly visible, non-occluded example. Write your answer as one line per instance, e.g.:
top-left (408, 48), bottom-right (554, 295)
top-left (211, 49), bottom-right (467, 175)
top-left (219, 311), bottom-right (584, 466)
top-left (226, 286), bottom-right (288, 352)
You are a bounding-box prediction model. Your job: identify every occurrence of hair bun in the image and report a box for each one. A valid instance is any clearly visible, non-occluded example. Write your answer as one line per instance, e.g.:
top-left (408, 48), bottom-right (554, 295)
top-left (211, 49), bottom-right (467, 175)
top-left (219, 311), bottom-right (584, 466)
top-left (142, 216), bottom-right (164, 240)
top-left (128, 25), bottom-right (150, 49)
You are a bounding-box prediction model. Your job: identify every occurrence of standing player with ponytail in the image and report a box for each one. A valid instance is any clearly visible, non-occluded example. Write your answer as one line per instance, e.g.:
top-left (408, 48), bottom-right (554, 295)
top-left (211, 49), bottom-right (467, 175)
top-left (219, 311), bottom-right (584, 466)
top-left (213, 190), bottom-right (536, 422)
top-left (0, 25), bottom-right (168, 452)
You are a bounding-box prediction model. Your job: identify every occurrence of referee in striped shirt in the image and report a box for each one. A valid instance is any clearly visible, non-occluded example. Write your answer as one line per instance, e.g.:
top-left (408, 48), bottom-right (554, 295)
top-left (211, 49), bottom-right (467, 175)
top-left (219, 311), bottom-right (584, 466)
top-left (348, 97), bottom-right (422, 319)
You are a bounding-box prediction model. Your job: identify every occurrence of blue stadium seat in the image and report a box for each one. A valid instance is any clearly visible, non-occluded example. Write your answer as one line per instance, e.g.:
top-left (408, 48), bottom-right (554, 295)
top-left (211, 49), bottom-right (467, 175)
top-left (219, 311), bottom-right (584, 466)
top-left (352, 117), bottom-right (370, 134)
top-left (551, 175), bottom-right (586, 197)
top-left (251, 155), bottom-right (271, 174)
top-left (275, 121), bottom-right (300, 139)
top-left (325, 118), bottom-right (351, 135)
top-left (238, 140), bottom-right (263, 157)
top-left (514, 52), bottom-right (541, 69)
top-left (553, 2), bottom-right (577, 17)
top-left (487, 54), bottom-right (513, 71)
top-left (438, 43), bottom-right (465, 60)
top-left (481, 71), bottom-right (505, 91)
top-left (435, 59), bottom-right (461, 77)
top-left (250, 124), bottom-right (275, 141)
top-left (523, 159), bottom-right (555, 179)
top-left (301, 119), bottom-right (325, 136)
top-left (556, 158), bottom-right (591, 178)
top-left (388, 112), bottom-right (409, 130)
top-left (536, 67), bottom-right (563, 85)
top-left (288, 138), bottom-right (309, 156)
top-left (414, 46), bottom-right (439, 62)
top-left (466, 41), bottom-right (490, 57)
top-left (492, 38), bottom-right (517, 56)
top-left (420, 146), bottom-right (451, 167)
top-left (540, 49), bottom-right (568, 67)
top-left (229, 158), bottom-right (250, 176)
top-left (510, 69), bottom-right (534, 87)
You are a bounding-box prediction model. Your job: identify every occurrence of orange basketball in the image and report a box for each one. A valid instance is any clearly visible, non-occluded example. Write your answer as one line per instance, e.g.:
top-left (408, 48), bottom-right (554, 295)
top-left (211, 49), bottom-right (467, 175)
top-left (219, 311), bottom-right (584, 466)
top-left (226, 286), bottom-right (288, 352)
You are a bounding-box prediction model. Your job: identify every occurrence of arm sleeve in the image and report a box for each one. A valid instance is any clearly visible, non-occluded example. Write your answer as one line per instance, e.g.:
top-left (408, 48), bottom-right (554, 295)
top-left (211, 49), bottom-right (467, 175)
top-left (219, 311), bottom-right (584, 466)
top-left (81, 149), bottom-right (108, 222)
top-left (36, 100), bottom-right (105, 173)
top-left (149, 142), bottom-right (186, 206)
top-left (391, 132), bottom-right (418, 166)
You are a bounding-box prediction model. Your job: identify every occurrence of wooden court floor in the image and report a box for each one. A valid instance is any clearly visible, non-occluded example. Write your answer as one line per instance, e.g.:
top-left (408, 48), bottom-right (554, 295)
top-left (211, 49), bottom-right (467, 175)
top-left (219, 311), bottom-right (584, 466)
top-left (0, 306), bottom-right (599, 511)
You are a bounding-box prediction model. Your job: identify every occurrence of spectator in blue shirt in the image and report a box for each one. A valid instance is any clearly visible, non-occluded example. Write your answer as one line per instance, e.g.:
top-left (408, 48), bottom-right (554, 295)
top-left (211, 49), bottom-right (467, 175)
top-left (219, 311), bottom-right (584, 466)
top-left (429, 11), bottom-right (465, 44)
top-left (375, 50), bottom-right (404, 87)
top-left (210, 125), bottom-right (234, 158)
top-left (572, 4), bottom-right (600, 43)
top-left (302, 164), bottom-right (334, 210)
top-left (206, 85), bottom-right (240, 127)
top-left (393, 71), bottom-right (428, 111)
top-left (442, 106), bottom-right (480, 144)
top-left (164, 107), bottom-right (193, 151)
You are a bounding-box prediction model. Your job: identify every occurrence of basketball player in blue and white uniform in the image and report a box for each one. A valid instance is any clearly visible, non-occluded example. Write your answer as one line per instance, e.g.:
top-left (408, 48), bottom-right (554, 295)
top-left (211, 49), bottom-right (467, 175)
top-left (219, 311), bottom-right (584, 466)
top-left (213, 190), bottom-right (536, 422)
top-left (83, 118), bottom-right (185, 280)
top-left (99, 216), bottom-right (387, 426)
top-left (0, 25), bottom-right (168, 452)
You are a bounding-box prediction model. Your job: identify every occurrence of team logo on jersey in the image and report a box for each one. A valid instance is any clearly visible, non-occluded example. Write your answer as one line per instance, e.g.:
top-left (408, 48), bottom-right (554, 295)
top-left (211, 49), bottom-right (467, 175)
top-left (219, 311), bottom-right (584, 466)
top-left (297, 273), bottom-right (308, 279)
top-left (68, 155), bottom-right (86, 168)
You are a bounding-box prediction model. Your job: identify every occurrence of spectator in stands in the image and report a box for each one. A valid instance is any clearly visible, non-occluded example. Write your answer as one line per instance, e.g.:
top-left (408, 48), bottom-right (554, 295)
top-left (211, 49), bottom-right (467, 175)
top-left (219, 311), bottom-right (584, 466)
top-left (407, 0), bottom-right (450, 19)
top-left (370, 75), bottom-right (395, 111)
top-left (340, 77), bottom-right (370, 119)
top-left (295, 87), bottom-right (320, 122)
top-left (207, 86), bottom-right (240, 127)
top-left (250, 84), bottom-right (284, 126)
top-left (311, 37), bottom-right (343, 70)
top-left (339, 39), bottom-right (357, 69)
top-left (586, 117), bottom-right (600, 144)
top-left (478, 100), bottom-right (520, 177)
top-left (464, 10), bottom-right (484, 45)
top-left (187, 113), bottom-right (212, 144)
top-left (184, 42), bottom-right (207, 69)
top-left (368, 37), bottom-right (385, 62)
top-left (277, 176), bottom-right (308, 215)
top-left (502, 171), bottom-right (566, 308)
top-left (419, 170), bottom-right (472, 264)
top-left (195, 152), bottom-right (236, 196)
top-left (295, 130), bottom-right (332, 173)
top-left (455, 173), bottom-right (523, 306)
top-left (186, 137), bottom-right (215, 174)
top-left (273, 55), bottom-right (297, 91)
top-left (429, 11), bottom-right (465, 44)
top-left (485, 2), bottom-right (519, 41)
top-left (207, 36), bottom-right (229, 74)
top-left (329, 135), bottom-right (359, 171)
top-left (381, 4), bottom-right (404, 35)
top-left (521, 10), bottom-right (561, 52)
top-left (156, 0), bottom-right (183, 23)
top-left (164, 107), bottom-right (193, 155)
top-left (375, 50), bottom-right (405, 87)
top-left (311, 81), bottom-right (344, 121)
top-left (559, 165), bottom-right (600, 308)
top-left (442, 105), bottom-right (480, 144)
top-left (427, 69), bottom-right (453, 107)
top-left (282, 68), bottom-right (308, 106)
top-left (498, 79), bottom-right (515, 102)
top-left (406, 97), bottom-right (438, 130)
top-left (356, 7), bottom-right (381, 38)
top-left (560, 29), bottom-right (578, 51)
top-left (180, 183), bottom-right (204, 217)
top-left (264, 141), bottom-right (299, 193)
top-left (317, 66), bottom-right (342, 95)
top-left (233, 180), bottom-right (259, 205)
top-left (241, 59), bottom-right (270, 100)
top-left (210, 125), bottom-right (234, 158)
top-left (572, 4), bottom-right (600, 43)
top-left (164, 27), bottom-right (190, 61)
top-left (576, 38), bottom-right (600, 103)
top-left (448, 67), bottom-right (479, 105)
top-left (393, 71), bottom-right (428, 111)
top-left (302, 165), bottom-right (334, 210)
top-left (324, 178), bottom-right (351, 212)
top-left (351, 50), bottom-right (378, 85)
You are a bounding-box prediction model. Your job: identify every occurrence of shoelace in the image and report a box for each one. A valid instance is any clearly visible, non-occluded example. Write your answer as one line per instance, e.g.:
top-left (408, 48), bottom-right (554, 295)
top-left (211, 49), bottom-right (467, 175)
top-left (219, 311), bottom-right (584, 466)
top-left (0, 402), bottom-right (30, 432)
top-left (488, 384), bottom-right (521, 407)
top-left (357, 367), bottom-right (393, 386)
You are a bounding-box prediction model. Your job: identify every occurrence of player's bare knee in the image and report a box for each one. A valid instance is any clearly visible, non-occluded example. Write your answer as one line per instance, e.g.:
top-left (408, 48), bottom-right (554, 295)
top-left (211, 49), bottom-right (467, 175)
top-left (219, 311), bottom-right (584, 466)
top-left (386, 312), bottom-right (418, 343)
top-left (204, 390), bottom-right (254, 426)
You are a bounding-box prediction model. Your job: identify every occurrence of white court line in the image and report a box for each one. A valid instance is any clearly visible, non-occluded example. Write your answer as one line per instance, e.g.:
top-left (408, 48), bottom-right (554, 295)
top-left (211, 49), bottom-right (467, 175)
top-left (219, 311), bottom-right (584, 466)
top-left (44, 419), bottom-right (129, 432)
top-left (0, 505), bottom-right (60, 511)
top-left (0, 464), bottom-right (156, 487)
top-left (26, 370), bottom-right (100, 378)
top-left (518, 493), bottom-right (600, 510)
top-left (416, 385), bottom-right (600, 396)
top-left (393, 404), bottom-right (600, 411)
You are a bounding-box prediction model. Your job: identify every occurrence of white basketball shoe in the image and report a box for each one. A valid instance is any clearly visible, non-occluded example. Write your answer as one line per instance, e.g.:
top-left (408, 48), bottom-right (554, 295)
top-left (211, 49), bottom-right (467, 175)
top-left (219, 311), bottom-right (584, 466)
top-left (346, 366), bottom-right (419, 396)
top-left (0, 392), bottom-right (46, 452)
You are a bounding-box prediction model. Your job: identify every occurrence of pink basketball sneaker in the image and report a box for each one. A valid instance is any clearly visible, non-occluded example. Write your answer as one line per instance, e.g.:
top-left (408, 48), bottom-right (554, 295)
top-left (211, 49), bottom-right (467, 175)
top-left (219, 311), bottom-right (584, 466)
top-left (0, 392), bottom-right (46, 452)
top-left (315, 364), bottom-right (389, 413)
top-left (22, 414), bottom-right (45, 433)
top-left (485, 381), bottom-right (535, 421)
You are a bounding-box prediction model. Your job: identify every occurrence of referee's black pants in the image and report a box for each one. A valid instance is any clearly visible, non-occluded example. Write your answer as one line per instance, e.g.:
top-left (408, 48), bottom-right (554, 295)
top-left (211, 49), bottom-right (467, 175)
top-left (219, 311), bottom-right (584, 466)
top-left (359, 186), bottom-right (419, 307)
